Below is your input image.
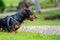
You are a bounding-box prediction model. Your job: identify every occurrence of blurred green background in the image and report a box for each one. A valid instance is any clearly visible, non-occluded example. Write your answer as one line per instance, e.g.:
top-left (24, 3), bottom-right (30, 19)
top-left (0, 0), bottom-right (60, 25)
top-left (0, 0), bottom-right (60, 13)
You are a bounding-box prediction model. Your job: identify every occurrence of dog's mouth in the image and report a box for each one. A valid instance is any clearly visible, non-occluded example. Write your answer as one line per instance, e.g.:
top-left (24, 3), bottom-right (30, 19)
top-left (29, 15), bottom-right (37, 21)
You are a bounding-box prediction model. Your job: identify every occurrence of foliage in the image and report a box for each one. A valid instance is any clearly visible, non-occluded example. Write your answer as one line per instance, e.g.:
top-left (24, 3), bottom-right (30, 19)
top-left (3, 0), bottom-right (21, 6)
top-left (49, 0), bottom-right (53, 3)
top-left (0, 0), bottom-right (5, 13)
top-left (58, 0), bottom-right (60, 3)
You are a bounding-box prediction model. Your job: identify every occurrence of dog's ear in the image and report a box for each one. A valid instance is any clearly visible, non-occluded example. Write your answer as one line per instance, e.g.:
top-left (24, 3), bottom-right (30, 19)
top-left (20, 10), bottom-right (26, 16)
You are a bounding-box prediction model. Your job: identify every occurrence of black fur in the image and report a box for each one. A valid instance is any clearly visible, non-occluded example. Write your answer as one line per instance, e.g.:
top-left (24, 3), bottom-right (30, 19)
top-left (0, 8), bottom-right (33, 32)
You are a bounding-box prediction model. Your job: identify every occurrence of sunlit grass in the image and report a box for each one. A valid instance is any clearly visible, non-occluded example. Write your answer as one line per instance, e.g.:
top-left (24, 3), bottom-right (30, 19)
top-left (0, 31), bottom-right (60, 40)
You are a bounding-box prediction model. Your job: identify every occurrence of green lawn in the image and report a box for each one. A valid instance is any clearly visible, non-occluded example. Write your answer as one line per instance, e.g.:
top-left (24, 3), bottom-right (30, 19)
top-left (22, 10), bottom-right (60, 26)
top-left (0, 32), bottom-right (60, 40)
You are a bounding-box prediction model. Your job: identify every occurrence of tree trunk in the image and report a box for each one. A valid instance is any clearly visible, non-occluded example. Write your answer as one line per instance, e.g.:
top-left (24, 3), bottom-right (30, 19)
top-left (53, 0), bottom-right (58, 7)
top-left (34, 0), bottom-right (41, 12)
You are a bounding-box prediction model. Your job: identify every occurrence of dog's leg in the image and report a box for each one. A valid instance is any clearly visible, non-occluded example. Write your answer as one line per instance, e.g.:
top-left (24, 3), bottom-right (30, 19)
top-left (14, 24), bottom-right (19, 34)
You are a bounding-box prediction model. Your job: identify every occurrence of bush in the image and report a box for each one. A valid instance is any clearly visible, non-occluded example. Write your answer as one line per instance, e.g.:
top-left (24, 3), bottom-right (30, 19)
top-left (58, 0), bottom-right (60, 3)
top-left (0, 0), bottom-right (5, 13)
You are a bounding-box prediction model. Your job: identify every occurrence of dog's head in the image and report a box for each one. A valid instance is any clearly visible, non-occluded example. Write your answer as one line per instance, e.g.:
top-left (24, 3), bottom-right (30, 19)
top-left (19, 8), bottom-right (36, 21)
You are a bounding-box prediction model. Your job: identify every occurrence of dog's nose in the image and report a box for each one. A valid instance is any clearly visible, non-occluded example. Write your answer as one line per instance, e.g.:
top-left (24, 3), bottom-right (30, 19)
top-left (30, 15), bottom-right (35, 19)
top-left (29, 15), bottom-right (37, 21)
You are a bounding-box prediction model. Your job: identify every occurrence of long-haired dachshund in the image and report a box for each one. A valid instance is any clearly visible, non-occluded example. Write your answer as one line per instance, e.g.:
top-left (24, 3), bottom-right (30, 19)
top-left (0, 8), bottom-right (36, 33)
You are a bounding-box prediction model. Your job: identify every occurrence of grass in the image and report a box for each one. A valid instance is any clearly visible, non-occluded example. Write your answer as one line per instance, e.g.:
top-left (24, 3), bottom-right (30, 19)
top-left (0, 31), bottom-right (60, 40)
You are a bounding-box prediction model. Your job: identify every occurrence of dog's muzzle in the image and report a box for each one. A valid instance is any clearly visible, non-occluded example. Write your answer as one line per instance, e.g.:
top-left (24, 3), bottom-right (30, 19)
top-left (29, 15), bottom-right (37, 21)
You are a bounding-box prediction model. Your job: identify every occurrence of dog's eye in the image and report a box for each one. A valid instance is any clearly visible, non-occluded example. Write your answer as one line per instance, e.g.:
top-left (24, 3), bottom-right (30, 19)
top-left (22, 10), bottom-right (26, 13)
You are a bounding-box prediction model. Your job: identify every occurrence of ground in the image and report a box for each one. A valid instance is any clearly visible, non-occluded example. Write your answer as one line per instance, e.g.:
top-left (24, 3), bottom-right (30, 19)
top-left (19, 26), bottom-right (60, 35)
top-left (0, 32), bottom-right (60, 40)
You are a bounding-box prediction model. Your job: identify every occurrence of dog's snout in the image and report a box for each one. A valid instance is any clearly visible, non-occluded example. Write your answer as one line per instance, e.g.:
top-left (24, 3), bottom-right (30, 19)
top-left (29, 15), bottom-right (37, 21)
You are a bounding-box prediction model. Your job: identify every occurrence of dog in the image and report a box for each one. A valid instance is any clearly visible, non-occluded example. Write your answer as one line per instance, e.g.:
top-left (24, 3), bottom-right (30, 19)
top-left (0, 8), bottom-right (36, 33)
